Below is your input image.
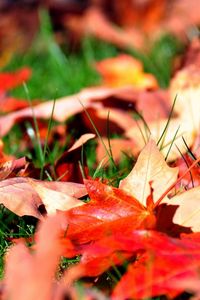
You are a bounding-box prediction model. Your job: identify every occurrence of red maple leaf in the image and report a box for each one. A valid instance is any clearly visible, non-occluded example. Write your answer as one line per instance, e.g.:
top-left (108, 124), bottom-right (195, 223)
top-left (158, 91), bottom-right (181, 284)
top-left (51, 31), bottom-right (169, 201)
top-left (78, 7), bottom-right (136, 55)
top-left (0, 68), bottom-right (31, 92)
top-left (60, 140), bottom-right (200, 299)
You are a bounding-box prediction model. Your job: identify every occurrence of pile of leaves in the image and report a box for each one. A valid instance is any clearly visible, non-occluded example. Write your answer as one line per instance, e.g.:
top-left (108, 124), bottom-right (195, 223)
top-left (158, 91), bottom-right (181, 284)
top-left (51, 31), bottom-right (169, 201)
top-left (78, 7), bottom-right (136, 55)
top-left (0, 4), bottom-right (200, 300)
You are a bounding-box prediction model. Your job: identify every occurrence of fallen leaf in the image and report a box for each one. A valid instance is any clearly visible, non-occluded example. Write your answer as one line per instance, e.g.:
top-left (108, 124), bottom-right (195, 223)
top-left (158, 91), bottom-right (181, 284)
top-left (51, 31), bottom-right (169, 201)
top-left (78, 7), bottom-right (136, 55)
top-left (0, 96), bottom-right (29, 113)
top-left (0, 82), bottom-right (180, 164)
top-left (82, 106), bottom-right (136, 136)
top-left (66, 179), bottom-right (151, 244)
top-left (119, 140), bottom-right (178, 206)
top-left (112, 251), bottom-right (199, 300)
top-left (135, 89), bottom-right (171, 122)
top-left (0, 177), bottom-right (86, 218)
top-left (64, 1), bottom-right (200, 50)
top-left (63, 139), bottom-right (200, 263)
top-left (67, 133), bottom-right (95, 153)
top-left (111, 230), bottom-right (200, 299)
top-left (160, 0), bottom-right (200, 39)
top-left (175, 152), bottom-right (200, 189)
top-left (0, 67), bottom-right (31, 92)
top-left (110, 0), bottom-right (166, 31)
top-left (96, 137), bottom-right (139, 163)
top-left (163, 186), bottom-right (200, 232)
top-left (0, 86), bottom-right (133, 137)
top-left (64, 230), bottom-right (200, 299)
top-left (65, 7), bottom-right (144, 50)
top-left (95, 54), bottom-right (158, 89)
top-left (3, 214), bottom-right (67, 300)
top-left (178, 38), bottom-right (200, 69)
top-left (28, 180), bottom-right (85, 215)
top-left (0, 139), bottom-right (14, 164)
top-left (0, 157), bottom-right (27, 180)
top-left (64, 141), bottom-right (181, 247)
top-left (0, 7), bottom-right (39, 55)
top-left (170, 64), bottom-right (200, 134)
top-left (125, 116), bottom-right (195, 161)
top-left (54, 133), bottom-right (95, 182)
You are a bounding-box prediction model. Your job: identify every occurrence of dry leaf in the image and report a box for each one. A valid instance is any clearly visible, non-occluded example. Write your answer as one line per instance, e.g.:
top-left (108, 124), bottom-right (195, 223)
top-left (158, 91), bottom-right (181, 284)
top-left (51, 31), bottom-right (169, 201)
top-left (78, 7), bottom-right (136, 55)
top-left (64, 1), bottom-right (200, 50)
top-left (96, 137), bottom-right (139, 163)
top-left (0, 86), bottom-right (133, 137)
top-left (67, 133), bottom-right (95, 152)
top-left (54, 133), bottom-right (95, 182)
top-left (95, 54), bottom-right (158, 89)
top-left (164, 186), bottom-right (200, 232)
top-left (119, 140), bottom-right (178, 206)
top-left (28, 180), bottom-right (85, 215)
top-left (65, 7), bottom-right (144, 50)
top-left (170, 64), bottom-right (200, 133)
top-left (0, 177), bottom-right (86, 218)
top-left (0, 157), bottom-right (27, 180)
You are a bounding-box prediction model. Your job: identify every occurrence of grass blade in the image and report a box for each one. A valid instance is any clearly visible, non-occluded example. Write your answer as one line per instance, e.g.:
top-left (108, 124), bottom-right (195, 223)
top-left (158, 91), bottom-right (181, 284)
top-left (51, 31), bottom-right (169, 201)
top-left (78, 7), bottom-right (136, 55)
top-left (164, 126), bottom-right (180, 161)
top-left (79, 99), bottom-right (117, 171)
top-left (40, 97), bottom-right (57, 179)
top-left (157, 95), bottom-right (177, 149)
top-left (23, 82), bottom-right (44, 166)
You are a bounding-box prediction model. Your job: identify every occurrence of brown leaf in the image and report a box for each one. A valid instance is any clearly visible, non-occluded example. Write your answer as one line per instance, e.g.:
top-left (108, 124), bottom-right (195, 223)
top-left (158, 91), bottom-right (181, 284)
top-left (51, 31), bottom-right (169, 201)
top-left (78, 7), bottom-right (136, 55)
top-left (170, 63), bottom-right (200, 134)
top-left (110, 0), bottom-right (166, 30)
top-left (67, 133), bottom-right (95, 153)
top-left (0, 177), bottom-right (86, 218)
top-left (65, 1), bottom-right (200, 51)
top-left (135, 90), bottom-right (171, 122)
top-left (160, 0), bottom-right (200, 39)
top-left (125, 117), bottom-right (195, 161)
top-left (82, 106), bottom-right (136, 136)
top-left (0, 157), bottom-right (27, 180)
top-left (96, 137), bottom-right (140, 163)
top-left (29, 180), bottom-right (85, 215)
top-left (164, 186), bottom-right (200, 232)
top-left (65, 7), bottom-right (144, 50)
top-left (0, 86), bottom-right (133, 137)
top-left (119, 140), bottom-right (178, 206)
top-left (54, 133), bottom-right (95, 182)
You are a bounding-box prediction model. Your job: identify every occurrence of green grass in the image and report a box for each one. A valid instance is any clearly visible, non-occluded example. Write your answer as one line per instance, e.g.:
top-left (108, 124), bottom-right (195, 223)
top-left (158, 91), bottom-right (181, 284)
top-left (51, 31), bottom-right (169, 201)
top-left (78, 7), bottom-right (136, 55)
top-left (4, 11), bottom-right (118, 100)
top-left (4, 10), bottom-right (183, 100)
top-left (0, 207), bottom-right (37, 277)
top-left (128, 34), bottom-right (183, 87)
